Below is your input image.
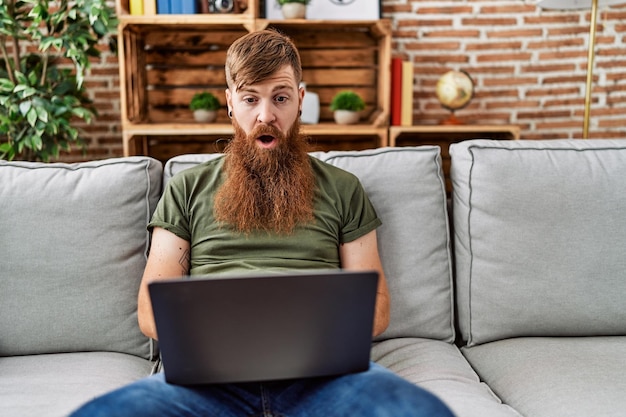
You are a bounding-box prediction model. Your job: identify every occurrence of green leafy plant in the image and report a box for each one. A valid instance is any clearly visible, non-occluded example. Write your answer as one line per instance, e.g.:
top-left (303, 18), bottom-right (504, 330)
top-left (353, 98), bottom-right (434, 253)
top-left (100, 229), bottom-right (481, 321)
top-left (0, 0), bottom-right (117, 162)
top-left (276, 0), bottom-right (311, 5)
top-left (330, 90), bottom-right (366, 112)
top-left (189, 91), bottom-right (220, 111)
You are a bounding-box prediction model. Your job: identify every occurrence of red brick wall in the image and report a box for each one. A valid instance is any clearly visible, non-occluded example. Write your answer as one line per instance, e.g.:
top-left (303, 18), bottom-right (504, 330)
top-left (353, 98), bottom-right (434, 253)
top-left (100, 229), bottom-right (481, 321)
top-left (77, 45), bottom-right (123, 160)
top-left (385, 0), bottom-right (626, 139)
top-left (71, 0), bottom-right (626, 161)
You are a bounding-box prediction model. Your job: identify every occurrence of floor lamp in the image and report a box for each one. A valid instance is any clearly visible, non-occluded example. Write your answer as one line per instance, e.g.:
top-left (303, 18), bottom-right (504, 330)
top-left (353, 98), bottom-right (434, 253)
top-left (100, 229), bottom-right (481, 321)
top-left (538, 0), bottom-right (625, 139)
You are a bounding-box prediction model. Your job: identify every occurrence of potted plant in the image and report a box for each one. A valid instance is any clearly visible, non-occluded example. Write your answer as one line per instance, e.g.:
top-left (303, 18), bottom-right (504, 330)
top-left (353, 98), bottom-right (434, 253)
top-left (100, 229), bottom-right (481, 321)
top-left (190, 92), bottom-right (220, 123)
top-left (0, 0), bottom-right (117, 162)
top-left (329, 90), bottom-right (365, 125)
top-left (277, 0), bottom-right (310, 19)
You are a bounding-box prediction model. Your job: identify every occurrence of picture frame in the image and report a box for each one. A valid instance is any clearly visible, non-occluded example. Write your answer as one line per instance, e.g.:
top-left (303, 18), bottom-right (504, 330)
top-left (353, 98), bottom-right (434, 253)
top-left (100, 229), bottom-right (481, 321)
top-left (264, 0), bottom-right (381, 20)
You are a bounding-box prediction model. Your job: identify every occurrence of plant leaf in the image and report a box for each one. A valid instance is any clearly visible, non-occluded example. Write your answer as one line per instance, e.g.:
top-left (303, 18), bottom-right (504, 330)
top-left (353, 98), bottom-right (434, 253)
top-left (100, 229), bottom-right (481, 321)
top-left (19, 100), bottom-right (32, 116)
top-left (26, 107), bottom-right (38, 126)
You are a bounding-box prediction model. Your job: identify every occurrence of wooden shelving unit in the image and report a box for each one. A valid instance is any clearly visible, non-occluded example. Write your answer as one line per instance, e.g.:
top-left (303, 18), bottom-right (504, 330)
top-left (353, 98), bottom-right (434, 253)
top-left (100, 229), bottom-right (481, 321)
top-left (389, 124), bottom-right (520, 146)
top-left (390, 124), bottom-right (521, 194)
top-left (116, 0), bottom-right (391, 161)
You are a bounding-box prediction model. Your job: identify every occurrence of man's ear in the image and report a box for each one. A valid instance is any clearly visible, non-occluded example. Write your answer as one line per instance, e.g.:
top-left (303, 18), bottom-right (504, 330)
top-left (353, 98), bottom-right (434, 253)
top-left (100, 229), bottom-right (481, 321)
top-left (298, 84), bottom-right (305, 108)
top-left (225, 88), bottom-right (232, 113)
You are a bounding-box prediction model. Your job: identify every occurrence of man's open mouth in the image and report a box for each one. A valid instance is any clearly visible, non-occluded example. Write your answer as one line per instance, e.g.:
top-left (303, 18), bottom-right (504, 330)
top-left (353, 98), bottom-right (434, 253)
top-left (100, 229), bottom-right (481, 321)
top-left (257, 135), bottom-right (277, 148)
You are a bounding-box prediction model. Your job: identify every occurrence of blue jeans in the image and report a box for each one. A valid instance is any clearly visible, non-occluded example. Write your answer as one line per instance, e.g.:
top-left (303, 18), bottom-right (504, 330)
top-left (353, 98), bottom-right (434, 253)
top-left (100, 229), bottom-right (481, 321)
top-left (70, 362), bottom-right (454, 417)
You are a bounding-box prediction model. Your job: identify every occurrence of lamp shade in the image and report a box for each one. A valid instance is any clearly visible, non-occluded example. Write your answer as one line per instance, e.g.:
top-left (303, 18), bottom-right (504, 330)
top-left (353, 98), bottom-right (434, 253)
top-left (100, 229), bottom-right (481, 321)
top-left (538, 0), bottom-right (625, 9)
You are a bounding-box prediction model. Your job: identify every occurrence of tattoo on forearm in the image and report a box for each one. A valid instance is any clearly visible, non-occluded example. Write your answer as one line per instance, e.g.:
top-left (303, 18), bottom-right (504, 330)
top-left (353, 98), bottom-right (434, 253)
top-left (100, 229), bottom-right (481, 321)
top-left (179, 249), bottom-right (190, 276)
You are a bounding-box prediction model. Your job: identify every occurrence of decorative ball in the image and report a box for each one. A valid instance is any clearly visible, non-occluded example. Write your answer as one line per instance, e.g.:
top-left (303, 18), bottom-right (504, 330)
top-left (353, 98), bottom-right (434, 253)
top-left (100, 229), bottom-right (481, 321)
top-left (435, 70), bottom-right (474, 111)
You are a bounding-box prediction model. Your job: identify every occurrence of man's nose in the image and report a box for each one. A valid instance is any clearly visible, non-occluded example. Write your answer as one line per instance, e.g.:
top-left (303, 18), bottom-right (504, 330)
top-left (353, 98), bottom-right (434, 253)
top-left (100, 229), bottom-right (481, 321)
top-left (257, 101), bottom-right (277, 124)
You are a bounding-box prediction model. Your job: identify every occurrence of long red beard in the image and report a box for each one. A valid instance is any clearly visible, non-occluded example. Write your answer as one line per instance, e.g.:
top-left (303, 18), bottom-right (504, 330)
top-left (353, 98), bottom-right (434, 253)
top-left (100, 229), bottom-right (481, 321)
top-left (213, 118), bottom-right (315, 235)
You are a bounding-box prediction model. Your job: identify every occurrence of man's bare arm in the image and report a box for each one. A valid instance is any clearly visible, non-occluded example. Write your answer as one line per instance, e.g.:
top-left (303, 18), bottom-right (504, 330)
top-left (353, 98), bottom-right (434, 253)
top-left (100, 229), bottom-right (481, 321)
top-left (137, 227), bottom-right (191, 340)
top-left (339, 230), bottom-right (390, 337)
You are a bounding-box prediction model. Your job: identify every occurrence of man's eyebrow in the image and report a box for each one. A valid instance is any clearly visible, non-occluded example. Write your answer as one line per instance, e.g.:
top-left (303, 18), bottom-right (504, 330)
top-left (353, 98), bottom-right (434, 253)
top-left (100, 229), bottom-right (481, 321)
top-left (239, 84), bottom-right (294, 94)
top-left (273, 84), bottom-right (293, 92)
top-left (238, 86), bottom-right (259, 94)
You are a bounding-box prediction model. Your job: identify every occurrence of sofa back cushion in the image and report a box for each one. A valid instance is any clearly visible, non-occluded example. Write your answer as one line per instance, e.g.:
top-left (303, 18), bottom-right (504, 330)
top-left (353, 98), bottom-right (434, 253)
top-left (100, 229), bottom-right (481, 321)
top-left (165, 147), bottom-right (455, 342)
top-left (451, 139), bottom-right (626, 346)
top-left (0, 157), bottom-right (162, 359)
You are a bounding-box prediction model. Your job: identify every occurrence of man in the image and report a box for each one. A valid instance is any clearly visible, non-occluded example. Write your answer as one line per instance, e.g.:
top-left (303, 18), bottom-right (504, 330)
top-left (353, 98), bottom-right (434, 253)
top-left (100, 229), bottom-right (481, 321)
top-left (71, 29), bottom-right (453, 417)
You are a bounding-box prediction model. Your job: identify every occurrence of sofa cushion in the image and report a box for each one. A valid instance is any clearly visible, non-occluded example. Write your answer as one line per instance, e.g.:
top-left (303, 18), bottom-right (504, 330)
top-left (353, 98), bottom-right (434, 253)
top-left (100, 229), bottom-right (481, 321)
top-left (164, 147), bottom-right (455, 342)
top-left (0, 157), bottom-right (162, 358)
top-left (0, 352), bottom-right (157, 417)
top-left (319, 148), bottom-right (454, 341)
top-left (462, 337), bottom-right (626, 417)
top-left (373, 338), bottom-right (522, 417)
top-left (163, 152), bottom-right (222, 182)
top-left (450, 139), bottom-right (626, 346)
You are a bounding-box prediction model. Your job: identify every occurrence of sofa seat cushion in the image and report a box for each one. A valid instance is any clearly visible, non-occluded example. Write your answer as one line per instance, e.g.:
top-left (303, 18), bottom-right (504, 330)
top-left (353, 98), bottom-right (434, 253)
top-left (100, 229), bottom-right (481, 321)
top-left (373, 338), bottom-right (522, 417)
top-left (450, 139), bottom-right (626, 346)
top-left (462, 337), bottom-right (626, 417)
top-left (164, 147), bottom-right (455, 342)
top-left (0, 157), bottom-right (162, 359)
top-left (0, 352), bottom-right (157, 417)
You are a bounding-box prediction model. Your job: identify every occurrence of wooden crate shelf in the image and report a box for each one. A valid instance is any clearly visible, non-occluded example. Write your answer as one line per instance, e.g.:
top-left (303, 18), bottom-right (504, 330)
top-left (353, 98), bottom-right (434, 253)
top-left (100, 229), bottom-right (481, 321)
top-left (116, 0), bottom-right (391, 158)
top-left (389, 125), bottom-right (520, 146)
top-left (390, 124), bottom-right (521, 195)
top-left (119, 23), bottom-right (250, 125)
top-left (262, 20), bottom-right (390, 127)
top-left (124, 123), bottom-right (388, 162)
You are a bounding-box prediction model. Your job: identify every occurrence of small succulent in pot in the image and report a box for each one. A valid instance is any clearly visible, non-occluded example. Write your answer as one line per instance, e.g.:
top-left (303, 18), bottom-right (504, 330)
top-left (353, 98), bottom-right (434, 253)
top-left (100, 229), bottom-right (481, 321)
top-left (190, 92), bottom-right (221, 123)
top-left (277, 0), bottom-right (310, 19)
top-left (329, 90), bottom-right (366, 125)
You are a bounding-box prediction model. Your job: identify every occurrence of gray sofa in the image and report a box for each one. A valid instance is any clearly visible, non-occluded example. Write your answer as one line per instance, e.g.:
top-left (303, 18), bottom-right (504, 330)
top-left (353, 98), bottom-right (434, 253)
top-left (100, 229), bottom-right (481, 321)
top-left (1, 139), bottom-right (624, 417)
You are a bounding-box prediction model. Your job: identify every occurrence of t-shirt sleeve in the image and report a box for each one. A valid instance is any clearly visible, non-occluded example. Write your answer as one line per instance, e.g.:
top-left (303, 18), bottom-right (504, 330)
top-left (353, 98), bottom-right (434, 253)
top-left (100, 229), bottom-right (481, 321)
top-left (340, 178), bottom-right (382, 244)
top-left (148, 174), bottom-right (192, 242)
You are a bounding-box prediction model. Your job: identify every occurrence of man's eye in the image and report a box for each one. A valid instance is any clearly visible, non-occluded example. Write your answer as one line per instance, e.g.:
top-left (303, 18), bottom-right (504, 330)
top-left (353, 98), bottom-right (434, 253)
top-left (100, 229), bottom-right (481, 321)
top-left (276, 96), bottom-right (288, 103)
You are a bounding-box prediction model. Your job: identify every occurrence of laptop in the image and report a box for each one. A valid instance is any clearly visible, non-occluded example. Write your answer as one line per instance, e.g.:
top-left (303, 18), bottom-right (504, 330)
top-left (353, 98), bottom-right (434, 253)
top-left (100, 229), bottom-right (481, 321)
top-left (148, 269), bottom-right (379, 385)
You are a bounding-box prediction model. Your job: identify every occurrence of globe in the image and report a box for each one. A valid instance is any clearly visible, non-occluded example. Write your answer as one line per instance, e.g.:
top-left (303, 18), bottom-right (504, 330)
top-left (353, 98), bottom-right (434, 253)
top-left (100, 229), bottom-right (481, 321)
top-left (435, 70), bottom-right (474, 124)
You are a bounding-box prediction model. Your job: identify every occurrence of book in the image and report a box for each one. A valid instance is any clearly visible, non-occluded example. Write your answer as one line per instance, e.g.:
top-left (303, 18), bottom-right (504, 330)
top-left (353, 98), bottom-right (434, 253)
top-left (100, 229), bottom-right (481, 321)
top-left (390, 57), bottom-right (403, 126)
top-left (181, 0), bottom-right (197, 13)
top-left (143, 0), bottom-right (157, 15)
top-left (129, 0), bottom-right (144, 15)
top-left (170, 0), bottom-right (183, 13)
top-left (156, 0), bottom-right (170, 13)
top-left (200, 0), bottom-right (210, 13)
top-left (401, 60), bottom-right (414, 126)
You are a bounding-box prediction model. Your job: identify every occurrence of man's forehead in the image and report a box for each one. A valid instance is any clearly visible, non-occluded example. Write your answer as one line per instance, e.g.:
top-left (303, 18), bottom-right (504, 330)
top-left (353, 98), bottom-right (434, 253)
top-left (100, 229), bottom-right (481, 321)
top-left (235, 65), bottom-right (298, 93)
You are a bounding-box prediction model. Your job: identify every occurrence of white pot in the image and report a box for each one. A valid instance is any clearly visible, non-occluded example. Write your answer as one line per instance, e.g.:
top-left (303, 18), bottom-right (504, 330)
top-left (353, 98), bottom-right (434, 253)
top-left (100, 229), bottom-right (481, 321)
top-left (281, 3), bottom-right (306, 19)
top-left (193, 109), bottom-right (217, 123)
top-left (300, 82), bottom-right (320, 124)
top-left (333, 110), bottom-right (360, 125)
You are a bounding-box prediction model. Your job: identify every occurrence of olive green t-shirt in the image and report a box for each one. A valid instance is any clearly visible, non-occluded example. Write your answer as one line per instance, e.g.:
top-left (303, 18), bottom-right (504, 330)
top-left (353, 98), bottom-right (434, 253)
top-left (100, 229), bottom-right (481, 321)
top-left (148, 156), bottom-right (381, 276)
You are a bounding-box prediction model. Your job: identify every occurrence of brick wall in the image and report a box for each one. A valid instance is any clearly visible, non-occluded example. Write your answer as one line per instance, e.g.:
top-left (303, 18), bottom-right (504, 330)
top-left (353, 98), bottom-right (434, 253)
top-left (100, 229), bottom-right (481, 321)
top-left (71, 0), bottom-right (626, 161)
top-left (385, 0), bottom-right (626, 138)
